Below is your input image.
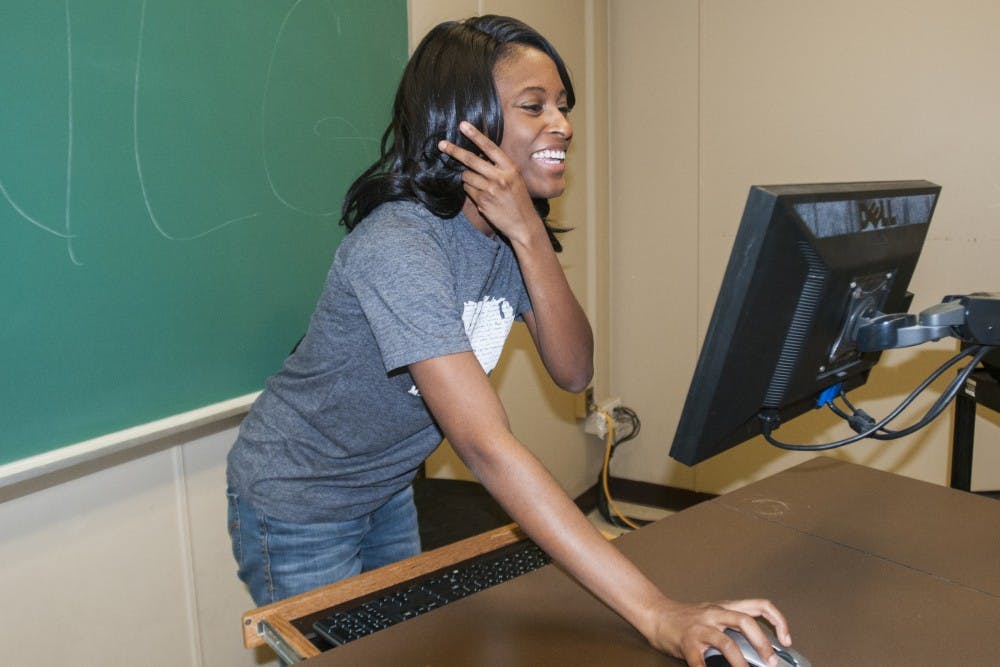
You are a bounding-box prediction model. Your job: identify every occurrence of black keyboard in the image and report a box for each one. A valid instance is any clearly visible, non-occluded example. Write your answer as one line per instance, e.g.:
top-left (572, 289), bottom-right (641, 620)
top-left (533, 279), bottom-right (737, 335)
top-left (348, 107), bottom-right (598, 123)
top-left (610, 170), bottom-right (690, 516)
top-left (311, 539), bottom-right (550, 647)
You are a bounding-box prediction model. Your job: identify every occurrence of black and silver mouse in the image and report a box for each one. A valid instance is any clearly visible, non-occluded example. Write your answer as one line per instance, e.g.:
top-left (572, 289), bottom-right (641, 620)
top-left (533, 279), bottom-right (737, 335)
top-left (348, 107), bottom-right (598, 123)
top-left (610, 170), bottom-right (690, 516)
top-left (703, 627), bottom-right (811, 667)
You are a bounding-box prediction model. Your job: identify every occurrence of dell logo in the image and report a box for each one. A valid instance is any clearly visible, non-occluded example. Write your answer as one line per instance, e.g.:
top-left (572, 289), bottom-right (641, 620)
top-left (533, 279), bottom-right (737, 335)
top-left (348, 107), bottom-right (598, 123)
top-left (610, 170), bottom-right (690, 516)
top-left (859, 200), bottom-right (898, 230)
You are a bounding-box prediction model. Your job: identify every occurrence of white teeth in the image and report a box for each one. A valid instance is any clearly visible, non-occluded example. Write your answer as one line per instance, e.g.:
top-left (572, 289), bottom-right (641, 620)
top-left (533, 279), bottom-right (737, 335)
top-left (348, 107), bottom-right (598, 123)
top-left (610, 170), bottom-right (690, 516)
top-left (532, 149), bottom-right (566, 161)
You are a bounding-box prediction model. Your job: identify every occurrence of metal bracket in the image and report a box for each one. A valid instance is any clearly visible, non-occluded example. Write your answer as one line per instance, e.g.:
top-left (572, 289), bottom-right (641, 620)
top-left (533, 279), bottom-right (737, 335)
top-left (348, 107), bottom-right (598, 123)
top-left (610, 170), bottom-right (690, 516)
top-left (260, 620), bottom-right (305, 665)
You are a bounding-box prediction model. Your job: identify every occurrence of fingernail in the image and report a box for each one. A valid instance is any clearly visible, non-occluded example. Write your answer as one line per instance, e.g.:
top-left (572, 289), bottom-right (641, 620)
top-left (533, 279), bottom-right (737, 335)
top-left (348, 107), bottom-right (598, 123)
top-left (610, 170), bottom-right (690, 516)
top-left (438, 140), bottom-right (447, 151)
top-left (768, 656), bottom-right (779, 667)
top-left (460, 121), bottom-right (472, 133)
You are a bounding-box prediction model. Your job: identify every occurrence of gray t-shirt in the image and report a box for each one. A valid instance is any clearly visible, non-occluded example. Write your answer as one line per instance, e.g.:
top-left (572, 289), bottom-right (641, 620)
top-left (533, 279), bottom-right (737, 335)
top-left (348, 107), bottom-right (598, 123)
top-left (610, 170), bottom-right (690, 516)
top-left (226, 201), bottom-right (532, 522)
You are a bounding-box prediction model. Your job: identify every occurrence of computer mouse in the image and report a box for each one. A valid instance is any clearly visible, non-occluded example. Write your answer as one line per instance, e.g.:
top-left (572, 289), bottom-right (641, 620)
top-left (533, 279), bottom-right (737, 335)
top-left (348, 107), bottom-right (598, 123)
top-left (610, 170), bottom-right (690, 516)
top-left (703, 627), bottom-right (811, 667)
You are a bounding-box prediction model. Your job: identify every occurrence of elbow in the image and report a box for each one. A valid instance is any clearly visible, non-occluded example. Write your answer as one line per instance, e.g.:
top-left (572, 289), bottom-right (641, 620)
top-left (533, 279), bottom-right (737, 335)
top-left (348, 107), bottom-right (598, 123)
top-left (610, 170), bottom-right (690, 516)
top-left (557, 364), bottom-right (593, 394)
top-left (562, 377), bottom-right (592, 394)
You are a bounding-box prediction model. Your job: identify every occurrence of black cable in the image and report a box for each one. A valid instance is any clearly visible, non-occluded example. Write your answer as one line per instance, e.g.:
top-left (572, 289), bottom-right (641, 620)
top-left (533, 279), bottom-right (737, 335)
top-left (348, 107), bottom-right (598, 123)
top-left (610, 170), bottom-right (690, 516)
top-left (612, 406), bottom-right (641, 447)
top-left (763, 345), bottom-right (987, 452)
top-left (827, 400), bottom-right (853, 421)
top-left (870, 345), bottom-right (993, 440)
top-left (866, 344), bottom-right (983, 437)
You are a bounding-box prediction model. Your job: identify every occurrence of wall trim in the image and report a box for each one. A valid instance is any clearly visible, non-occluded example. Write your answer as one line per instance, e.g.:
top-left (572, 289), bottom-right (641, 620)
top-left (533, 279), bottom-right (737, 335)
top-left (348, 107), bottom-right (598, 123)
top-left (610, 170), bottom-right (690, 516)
top-left (0, 392), bottom-right (257, 490)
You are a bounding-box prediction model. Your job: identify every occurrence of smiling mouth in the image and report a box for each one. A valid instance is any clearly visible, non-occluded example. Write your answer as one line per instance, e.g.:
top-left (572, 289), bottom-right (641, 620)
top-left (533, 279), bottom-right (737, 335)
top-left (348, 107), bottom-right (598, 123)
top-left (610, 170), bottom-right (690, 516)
top-left (531, 149), bottom-right (566, 164)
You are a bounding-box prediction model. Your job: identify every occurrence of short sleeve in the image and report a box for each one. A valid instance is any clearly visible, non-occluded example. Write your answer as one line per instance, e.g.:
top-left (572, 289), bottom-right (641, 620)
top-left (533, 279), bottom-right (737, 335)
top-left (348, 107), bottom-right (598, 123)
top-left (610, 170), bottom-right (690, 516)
top-left (343, 222), bottom-right (472, 372)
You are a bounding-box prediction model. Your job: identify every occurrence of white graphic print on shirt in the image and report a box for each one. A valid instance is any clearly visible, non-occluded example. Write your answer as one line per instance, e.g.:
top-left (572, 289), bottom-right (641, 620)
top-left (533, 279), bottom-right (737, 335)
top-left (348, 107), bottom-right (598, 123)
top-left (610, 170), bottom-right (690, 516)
top-left (408, 296), bottom-right (516, 396)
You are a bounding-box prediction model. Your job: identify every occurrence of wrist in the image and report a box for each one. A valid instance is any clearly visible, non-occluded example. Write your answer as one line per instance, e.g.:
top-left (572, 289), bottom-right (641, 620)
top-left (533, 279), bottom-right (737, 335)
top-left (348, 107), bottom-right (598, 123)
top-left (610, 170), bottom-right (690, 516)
top-left (507, 220), bottom-right (552, 255)
top-left (633, 596), bottom-right (683, 652)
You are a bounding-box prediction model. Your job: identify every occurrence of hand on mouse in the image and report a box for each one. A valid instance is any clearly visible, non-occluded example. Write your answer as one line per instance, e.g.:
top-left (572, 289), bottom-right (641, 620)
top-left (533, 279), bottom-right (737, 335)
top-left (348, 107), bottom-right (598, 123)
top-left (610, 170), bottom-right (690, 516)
top-left (644, 598), bottom-right (792, 667)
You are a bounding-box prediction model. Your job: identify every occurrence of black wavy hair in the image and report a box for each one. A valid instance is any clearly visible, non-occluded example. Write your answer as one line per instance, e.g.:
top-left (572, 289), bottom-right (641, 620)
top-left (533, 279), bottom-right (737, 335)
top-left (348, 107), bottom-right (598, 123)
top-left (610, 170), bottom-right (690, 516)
top-left (340, 15), bottom-right (575, 250)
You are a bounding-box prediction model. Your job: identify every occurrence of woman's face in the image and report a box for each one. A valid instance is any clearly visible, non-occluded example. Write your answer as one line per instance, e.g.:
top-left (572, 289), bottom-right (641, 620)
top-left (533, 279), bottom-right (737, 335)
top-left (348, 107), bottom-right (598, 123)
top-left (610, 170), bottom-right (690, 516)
top-left (493, 46), bottom-right (573, 200)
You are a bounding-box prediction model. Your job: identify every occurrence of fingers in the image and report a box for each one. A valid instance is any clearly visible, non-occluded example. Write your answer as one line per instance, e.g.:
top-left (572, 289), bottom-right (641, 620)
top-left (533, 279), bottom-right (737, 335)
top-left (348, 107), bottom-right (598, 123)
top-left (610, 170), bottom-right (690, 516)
top-left (436, 121), bottom-right (534, 229)
top-left (682, 620), bottom-right (749, 667)
top-left (436, 121), bottom-right (511, 175)
top-left (437, 137), bottom-right (490, 178)
top-left (436, 136), bottom-right (496, 204)
top-left (732, 614), bottom-right (779, 667)
top-left (720, 598), bottom-right (792, 646)
top-left (758, 603), bottom-right (792, 647)
top-left (674, 600), bottom-right (791, 667)
top-left (455, 120), bottom-right (508, 165)
top-left (706, 599), bottom-right (791, 667)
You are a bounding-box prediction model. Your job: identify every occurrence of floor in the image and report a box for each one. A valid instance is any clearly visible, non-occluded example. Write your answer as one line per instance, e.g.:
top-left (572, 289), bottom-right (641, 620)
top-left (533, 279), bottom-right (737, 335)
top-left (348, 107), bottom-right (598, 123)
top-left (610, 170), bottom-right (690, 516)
top-left (586, 500), bottom-right (674, 538)
top-left (413, 476), bottom-right (674, 548)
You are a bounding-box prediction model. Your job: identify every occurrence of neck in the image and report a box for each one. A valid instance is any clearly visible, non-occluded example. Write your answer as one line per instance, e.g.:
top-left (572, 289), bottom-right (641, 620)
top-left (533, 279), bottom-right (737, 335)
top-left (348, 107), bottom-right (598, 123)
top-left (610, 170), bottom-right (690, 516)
top-left (462, 199), bottom-right (495, 237)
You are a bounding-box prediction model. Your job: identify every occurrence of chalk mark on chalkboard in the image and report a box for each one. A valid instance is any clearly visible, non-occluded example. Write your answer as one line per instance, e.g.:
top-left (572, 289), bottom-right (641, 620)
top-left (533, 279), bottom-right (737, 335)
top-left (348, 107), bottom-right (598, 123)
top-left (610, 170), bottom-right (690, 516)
top-left (261, 0), bottom-right (338, 218)
top-left (63, 0), bottom-right (80, 265)
top-left (0, 181), bottom-right (74, 240)
top-left (312, 115), bottom-right (380, 146)
top-left (132, 0), bottom-right (261, 241)
top-left (1, 0), bottom-right (82, 266)
top-left (260, 0), bottom-right (376, 218)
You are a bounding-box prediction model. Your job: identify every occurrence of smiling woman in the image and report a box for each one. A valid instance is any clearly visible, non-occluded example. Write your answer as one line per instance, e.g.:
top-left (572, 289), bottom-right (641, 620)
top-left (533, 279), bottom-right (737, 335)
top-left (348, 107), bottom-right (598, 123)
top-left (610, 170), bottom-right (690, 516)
top-left (225, 15), bottom-right (791, 667)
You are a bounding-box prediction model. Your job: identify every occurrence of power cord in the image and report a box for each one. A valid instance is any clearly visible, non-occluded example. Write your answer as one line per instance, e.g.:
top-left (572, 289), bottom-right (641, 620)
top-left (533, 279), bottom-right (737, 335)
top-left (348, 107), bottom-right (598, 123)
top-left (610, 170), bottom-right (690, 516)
top-left (594, 406), bottom-right (649, 530)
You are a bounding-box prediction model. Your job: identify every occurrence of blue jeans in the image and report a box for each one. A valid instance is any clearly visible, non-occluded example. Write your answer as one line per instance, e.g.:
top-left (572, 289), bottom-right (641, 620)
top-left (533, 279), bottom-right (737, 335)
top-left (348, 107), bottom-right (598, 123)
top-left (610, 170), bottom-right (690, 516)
top-left (227, 485), bottom-right (421, 606)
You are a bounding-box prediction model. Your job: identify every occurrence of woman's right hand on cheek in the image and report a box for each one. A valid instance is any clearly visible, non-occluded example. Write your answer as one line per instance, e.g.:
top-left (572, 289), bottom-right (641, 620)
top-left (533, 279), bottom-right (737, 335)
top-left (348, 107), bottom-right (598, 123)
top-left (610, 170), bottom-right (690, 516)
top-left (437, 122), bottom-right (543, 244)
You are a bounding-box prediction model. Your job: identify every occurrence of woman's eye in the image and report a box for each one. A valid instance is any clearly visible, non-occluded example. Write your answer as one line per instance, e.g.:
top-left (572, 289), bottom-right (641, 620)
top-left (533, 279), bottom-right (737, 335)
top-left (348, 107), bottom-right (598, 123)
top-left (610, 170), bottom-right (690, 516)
top-left (520, 104), bottom-right (543, 113)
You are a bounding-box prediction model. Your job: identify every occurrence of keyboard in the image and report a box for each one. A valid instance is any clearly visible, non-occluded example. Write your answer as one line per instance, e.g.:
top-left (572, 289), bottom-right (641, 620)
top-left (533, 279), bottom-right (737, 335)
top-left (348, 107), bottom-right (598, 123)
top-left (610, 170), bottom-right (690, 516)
top-left (311, 539), bottom-right (551, 647)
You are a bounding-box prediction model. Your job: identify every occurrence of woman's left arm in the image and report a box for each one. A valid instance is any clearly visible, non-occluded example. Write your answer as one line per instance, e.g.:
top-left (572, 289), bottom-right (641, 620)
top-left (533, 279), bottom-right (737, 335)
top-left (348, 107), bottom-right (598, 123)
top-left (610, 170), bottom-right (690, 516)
top-left (512, 230), bottom-right (594, 392)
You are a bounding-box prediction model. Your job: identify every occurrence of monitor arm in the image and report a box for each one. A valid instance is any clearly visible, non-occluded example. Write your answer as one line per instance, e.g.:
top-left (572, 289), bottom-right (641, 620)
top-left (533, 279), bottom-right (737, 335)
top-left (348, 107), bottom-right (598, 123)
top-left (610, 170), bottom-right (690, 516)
top-left (855, 292), bottom-right (1000, 352)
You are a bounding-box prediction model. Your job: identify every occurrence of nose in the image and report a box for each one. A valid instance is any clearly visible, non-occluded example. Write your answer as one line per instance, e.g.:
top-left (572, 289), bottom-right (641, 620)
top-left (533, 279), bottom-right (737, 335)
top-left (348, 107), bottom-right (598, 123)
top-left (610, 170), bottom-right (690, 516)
top-left (547, 109), bottom-right (573, 141)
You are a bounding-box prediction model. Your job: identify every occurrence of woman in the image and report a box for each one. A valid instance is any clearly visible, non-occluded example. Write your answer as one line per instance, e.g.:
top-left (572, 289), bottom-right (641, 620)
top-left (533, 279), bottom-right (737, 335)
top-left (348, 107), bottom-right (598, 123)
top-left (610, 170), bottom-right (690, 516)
top-left (227, 15), bottom-right (792, 666)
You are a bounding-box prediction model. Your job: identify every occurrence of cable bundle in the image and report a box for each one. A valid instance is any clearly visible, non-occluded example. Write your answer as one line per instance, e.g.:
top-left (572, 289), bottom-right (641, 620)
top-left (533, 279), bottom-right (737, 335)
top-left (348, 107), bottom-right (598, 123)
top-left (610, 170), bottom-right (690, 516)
top-left (763, 345), bottom-right (995, 451)
top-left (594, 406), bottom-right (648, 530)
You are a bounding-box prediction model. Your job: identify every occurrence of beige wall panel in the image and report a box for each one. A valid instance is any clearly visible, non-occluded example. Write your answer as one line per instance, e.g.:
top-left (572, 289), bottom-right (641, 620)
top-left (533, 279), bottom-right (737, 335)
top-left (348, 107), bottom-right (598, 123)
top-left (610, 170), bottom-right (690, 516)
top-left (407, 0), bottom-right (476, 50)
top-left (607, 0), bottom-right (701, 489)
top-left (607, 0), bottom-right (1000, 492)
top-left (0, 449), bottom-right (198, 665)
top-left (183, 420), bottom-right (280, 667)
top-left (692, 0), bottom-right (1000, 491)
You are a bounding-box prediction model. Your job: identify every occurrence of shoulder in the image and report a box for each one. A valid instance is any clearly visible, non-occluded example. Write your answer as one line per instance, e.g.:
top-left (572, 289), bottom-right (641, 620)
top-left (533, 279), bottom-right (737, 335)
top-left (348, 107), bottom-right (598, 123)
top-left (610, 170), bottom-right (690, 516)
top-left (358, 201), bottom-right (446, 236)
top-left (344, 202), bottom-right (443, 251)
top-left (337, 201), bottom-right (457, 274)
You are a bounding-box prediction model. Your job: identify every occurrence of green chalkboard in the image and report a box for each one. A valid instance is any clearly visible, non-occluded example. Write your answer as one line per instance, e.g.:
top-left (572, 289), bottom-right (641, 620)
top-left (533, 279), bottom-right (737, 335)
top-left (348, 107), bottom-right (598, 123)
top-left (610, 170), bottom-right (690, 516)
top-left (0, 0), bottom-right (407, 465)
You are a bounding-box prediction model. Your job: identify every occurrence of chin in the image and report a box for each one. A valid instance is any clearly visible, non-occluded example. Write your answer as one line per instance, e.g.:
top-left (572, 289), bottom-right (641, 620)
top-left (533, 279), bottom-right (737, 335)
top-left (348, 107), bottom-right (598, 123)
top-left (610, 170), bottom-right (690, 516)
top-left (527, 180), bottom-right (567, 201)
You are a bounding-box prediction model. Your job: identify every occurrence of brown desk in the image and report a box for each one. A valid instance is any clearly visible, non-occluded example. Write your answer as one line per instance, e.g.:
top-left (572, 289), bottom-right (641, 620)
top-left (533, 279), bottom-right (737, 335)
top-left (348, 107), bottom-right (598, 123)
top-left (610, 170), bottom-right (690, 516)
top-left (244, 458), bottom-right (1000, 665)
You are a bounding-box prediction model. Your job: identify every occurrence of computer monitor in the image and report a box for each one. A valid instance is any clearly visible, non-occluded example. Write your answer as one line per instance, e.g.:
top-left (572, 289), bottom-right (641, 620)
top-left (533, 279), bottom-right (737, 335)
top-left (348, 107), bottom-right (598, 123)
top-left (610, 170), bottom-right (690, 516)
top-left (670, 180), bottom-right (941, 466)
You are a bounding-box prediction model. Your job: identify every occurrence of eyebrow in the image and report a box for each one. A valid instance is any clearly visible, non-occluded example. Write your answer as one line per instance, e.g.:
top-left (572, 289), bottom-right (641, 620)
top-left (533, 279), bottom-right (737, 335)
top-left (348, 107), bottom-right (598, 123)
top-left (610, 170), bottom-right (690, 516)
top-left (516, 85), bottom-right (568, 99)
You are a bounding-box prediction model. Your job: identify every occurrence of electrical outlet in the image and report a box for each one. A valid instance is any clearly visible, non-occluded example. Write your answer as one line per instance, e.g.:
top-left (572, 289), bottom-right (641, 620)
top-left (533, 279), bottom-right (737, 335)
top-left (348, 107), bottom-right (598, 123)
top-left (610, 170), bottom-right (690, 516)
top-left (583, 396), bottom-right (622, 438)
top-left (596, 396), bottom-right (621, 413)
top-left (584, 410), bottom-right (608, 437)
